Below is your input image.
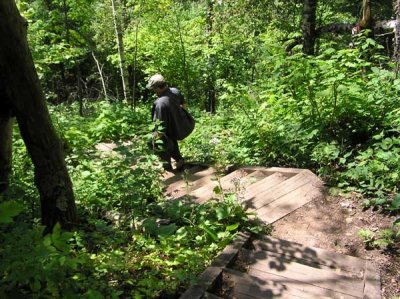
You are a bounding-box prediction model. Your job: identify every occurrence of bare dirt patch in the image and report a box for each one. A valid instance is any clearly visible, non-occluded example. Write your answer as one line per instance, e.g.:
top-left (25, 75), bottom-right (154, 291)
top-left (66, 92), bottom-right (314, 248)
top-left (272, 195), bottom-right (399, 299)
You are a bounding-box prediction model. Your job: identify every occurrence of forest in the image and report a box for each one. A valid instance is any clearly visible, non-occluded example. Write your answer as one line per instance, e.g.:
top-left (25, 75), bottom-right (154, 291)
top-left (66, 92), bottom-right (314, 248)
top-left (0, 0), bottom-right (399, 298)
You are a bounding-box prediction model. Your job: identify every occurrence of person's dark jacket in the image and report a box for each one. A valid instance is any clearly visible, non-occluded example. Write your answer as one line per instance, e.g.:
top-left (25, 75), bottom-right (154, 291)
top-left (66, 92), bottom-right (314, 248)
top-left (151, 87), bottom-right (186, 140)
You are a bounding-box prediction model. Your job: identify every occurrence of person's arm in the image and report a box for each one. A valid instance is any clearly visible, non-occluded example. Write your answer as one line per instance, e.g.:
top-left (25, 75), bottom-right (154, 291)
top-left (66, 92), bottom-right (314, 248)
top-left (153, 101), bottom-right (169, 135)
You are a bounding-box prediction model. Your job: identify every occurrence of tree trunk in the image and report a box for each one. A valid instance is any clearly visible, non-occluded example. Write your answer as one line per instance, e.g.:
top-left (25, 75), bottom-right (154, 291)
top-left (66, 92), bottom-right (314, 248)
top-left (361, 0), bottom-right (373, 30)
top-left (175, 9), bottom-right (192, 100)
top-left (0, 116), bottom-right (13, 194)
top-left (92, 52), bottom-right (109, 101)
top-left (132, 18), bottom-right (140, 110)
top-left (301, 0), bottom-right (318, 55)
top-left (206, 0), bottom-right (216, 113)
top-left (394, 0), bottom-right (400, 72)
top-left (0, 0), bottom-right (77, 231)
top-left (111, 0), bottom-right (130, 103)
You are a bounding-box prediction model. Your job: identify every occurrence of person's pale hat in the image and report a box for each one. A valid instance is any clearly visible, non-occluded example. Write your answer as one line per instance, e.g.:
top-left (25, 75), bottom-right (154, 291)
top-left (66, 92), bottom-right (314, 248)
top-left (146, 74), bottom-right (166, 89)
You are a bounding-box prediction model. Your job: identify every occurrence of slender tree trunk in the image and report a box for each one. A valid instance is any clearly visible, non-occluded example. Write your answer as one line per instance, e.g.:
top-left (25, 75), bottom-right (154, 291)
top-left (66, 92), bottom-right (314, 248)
top-left (206, 0), bottom-right (216, 113)
top-left (111, 0), bottom-right (129, 103)
top-left (92, 52), bottom-right (109, 101)
top-left (0, 116), bottom-right (13, 194)
top-left (301, 0), bottom-right (317, 55)
top-left (175, 10), bottom-right (192, 99)
top-left (0, 0), bottom-right (77, 231)
top-left (394, 0), bottom-right (400, 74)
top-left (132, 18), bottom-right (140, 110)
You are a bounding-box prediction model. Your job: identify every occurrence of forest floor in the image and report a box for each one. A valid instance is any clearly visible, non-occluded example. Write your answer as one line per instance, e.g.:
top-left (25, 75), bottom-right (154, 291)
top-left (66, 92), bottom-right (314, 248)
top-left (272, 193), bottom-right (400, 299)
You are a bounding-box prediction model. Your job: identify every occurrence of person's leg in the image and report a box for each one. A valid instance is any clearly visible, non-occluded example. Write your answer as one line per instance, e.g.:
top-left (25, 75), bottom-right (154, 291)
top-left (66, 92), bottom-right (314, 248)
top-left (169, 139), bottom-right (184, 170)
top-left (149, 133), bottom-right (172, 170)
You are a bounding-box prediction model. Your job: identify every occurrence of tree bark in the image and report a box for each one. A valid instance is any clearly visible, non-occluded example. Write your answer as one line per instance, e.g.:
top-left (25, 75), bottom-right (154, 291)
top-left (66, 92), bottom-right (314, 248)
top-left (206, 0), bottom-right (216, 113)
top-left (92, 52), bottom-right (109, 101)
top-left (111, 0), bottom-right (130, 103)
top-left (0, 116), bottom-right (13, 194)
top-left (301, 0), bottom-right (318, 55)
top-left (394, 0), bottom-right (400, 71)
top-left (0, 0), bottom-right (77, 231)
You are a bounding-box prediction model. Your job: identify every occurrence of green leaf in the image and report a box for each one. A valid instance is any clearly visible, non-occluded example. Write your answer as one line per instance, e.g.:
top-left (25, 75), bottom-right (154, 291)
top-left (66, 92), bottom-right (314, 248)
top-left (0, 201), bottom-right (24, 223)
top-left (213, 185), bottom-right (222, 195)
top-left (226, 223), bottom-right (239, 231)
top-left (157, 223), bottom-right (177, 237)
top-left (390, 194), bottom-right (400, 211)
top-left (142, 218), bottom-right (157, 235)
top-left (200, 223), bottom-right (218, 241)
top-left (216, 206), bottom-right (229, 220)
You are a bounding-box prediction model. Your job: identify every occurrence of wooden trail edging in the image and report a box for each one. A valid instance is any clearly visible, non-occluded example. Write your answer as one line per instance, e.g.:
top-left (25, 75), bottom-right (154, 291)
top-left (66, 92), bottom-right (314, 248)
top-left (160, 164), bottom-right (381, 299)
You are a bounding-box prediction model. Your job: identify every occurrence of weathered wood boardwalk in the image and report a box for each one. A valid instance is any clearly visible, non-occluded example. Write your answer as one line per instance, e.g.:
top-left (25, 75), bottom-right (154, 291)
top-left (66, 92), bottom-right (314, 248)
top-left (164, 165), bottom-right (324, 224)
top-left (161, 165), bottom-right (381, 299)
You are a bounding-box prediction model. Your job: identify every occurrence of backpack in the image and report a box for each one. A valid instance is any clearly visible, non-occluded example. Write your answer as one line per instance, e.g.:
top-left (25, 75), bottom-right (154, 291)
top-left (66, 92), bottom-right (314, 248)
top-left (176, 107), bottom-right (195, 140)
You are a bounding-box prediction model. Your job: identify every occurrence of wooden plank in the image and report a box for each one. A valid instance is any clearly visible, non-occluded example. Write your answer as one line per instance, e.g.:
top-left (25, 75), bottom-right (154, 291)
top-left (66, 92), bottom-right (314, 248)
top-left (165, 167), bottom-right (217, 198)
top-left (251, 237), bottom-right (365, 278)
top-left (163, 165), bottom-right (208, 185)
top-left (247, 170), bottom-right (323, 212)
top-left (211, 231), bottom-right (251, 267)
top-left (180, 267), bottom-right (222, 299)
top-left (202, 292), bottom-right (225, 299)
top-left (190, 169), bottom-right (257, 204)
top-left (224, 268), bottom-right (354, 299)
top-left (241, 166), bottom-right (304, 178)
top-left (179, 232), bottom-right (251, 299)
top-left (241, 248), bottom-right (365, 298)
top-left (363, 261), bottom-right (381, 299)
top-left (243, 172), bottom-right (288, 210)
top-left (246, 248), bottom-right (362, 280)
top-left (255, 176), bottom-right (325, 223)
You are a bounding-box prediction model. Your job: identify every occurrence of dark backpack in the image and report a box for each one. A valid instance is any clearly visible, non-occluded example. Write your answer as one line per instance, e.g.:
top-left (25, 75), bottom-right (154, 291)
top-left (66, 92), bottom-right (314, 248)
top-left (176, 107), bottom-right (195, 140)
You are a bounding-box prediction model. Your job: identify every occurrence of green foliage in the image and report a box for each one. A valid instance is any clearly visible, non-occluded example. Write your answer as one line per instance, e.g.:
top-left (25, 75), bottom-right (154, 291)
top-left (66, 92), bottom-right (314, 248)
top-left (0, 201), bottom-right (24, 223)
top-left (358, 219), bottom-right (400, 250)
top-left (1, 100), bottom-right (265, 298)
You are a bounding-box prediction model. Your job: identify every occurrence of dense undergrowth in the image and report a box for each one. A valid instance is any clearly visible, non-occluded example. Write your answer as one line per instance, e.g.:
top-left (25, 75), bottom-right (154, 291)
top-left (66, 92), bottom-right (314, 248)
top-left (0, 102), bottom-right (266, 298)
top-left (1, 39), bottom-right (400, 297)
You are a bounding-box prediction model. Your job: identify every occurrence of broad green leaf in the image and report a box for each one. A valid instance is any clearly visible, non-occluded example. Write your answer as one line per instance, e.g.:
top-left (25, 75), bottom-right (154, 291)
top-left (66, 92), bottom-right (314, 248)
top-left (226, 223), bottom-right (239, 231)
top-left (216, 206), bottom-right (229, 220)
top-left (390, 194), bottom-right (400, 211)
top-left (157, 223), bottom-right (177, 237)
top-left (0, 201), bottom-right (24, 223)
top-left (200, 223), bottom-right (218, 241)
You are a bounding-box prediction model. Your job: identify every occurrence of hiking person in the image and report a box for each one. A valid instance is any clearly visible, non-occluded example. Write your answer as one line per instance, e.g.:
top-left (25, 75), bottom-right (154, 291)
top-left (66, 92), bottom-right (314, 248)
top-left (147, 74), bottom-right (188, 171)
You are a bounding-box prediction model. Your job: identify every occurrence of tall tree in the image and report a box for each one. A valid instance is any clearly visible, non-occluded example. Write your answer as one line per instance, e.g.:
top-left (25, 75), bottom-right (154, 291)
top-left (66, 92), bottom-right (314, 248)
top-left (111, 0), bottom-right (130, 102)
top-left (206, 0), bottom-right (216, 113)
top-left (394, 0), bottom-right (400, 71)
top-left (0, 116), bottom-right (13, 193)
top-left (0, 0), bottom-right (77, 231)
top-left (301, 0), bottom-right (318, 55)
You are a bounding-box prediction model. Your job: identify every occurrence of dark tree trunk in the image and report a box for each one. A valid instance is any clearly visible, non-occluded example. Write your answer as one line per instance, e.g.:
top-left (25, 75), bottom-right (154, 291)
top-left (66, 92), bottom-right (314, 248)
top-left (0, 0), bottom-right (77, 231)
top-left (301, 0), bottom-right (318, 55)
top-left (206, 0), bottom-right (216, 113)
top-left (0, 116), bottom-right (13, 194)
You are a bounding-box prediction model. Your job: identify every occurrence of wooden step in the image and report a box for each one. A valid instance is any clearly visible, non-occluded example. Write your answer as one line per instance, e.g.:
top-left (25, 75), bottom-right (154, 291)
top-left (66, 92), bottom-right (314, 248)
top-left (240, 248), bottom-right (364, 298)
top-left (251, 236), bottom-right (366, 277)
top-left (242, 166), bottom-right (303, 178)
top-left (163, 165), bottom-right (207, 185)
top-left (243, 172), bottom-right (289, 210)
top-left (165, 167), bottom-right (217, 198)
top-left (222, 267), bottom-right (347, 299)
top-left (247, 170), bottom-right (324, 223)
top-left (190, 170), bottom-right (266, 204)
top-left (247, 170), bottom-right (322, 211)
